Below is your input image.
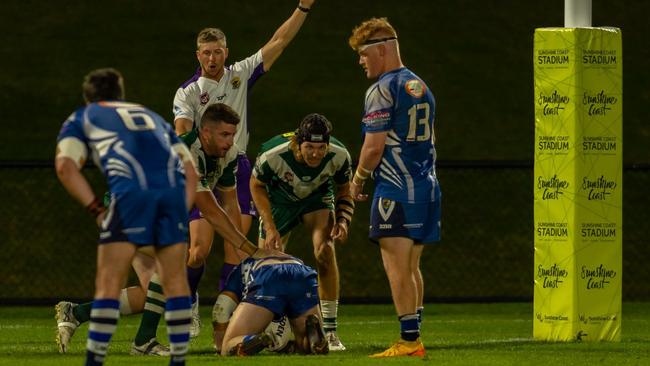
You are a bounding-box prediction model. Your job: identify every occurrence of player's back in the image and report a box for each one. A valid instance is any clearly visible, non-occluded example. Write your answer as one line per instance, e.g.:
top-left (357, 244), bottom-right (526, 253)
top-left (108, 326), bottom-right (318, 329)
top-left (74, 101), bottom-right (183, 192)
top-left (367, 67), bottom-right (438, 203)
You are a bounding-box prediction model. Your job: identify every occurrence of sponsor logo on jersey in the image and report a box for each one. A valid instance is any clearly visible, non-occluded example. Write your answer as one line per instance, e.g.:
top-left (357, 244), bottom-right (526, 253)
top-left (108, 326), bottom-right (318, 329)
top-left (405, 79), bottom-right (425, 98)
top-left (281, 131), bottom-right (295, 138)
top-left (231, 76), bottom-right (241, 89)
top-left (200, 92), bottom-right (210, 106)
top-left (283, 172), bottom-right (294, 183)
top-left (301, 176), bottom-right (311, 181)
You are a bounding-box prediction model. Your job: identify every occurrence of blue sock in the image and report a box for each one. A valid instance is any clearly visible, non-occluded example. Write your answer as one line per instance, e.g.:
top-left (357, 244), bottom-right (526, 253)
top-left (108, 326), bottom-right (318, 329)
top-left (398, 313), bottom-right (420, 342)
top-left (186, 264), bottom-right (205, 303)
top-left (85, 298), bottom-right (120, 366)
top-left (165, 296), bottom-right (192, 366)
top-left (219, 263), bottom-right (237, 291)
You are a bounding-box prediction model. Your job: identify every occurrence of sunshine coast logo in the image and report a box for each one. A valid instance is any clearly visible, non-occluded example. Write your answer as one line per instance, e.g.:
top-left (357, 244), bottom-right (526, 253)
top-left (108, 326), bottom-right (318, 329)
top-left (581, 264), bottom-right (617, 289)
top-left (537, 90), bottom-right (570, 116)
top-left (583, 90), bottom-right (618, 116)
top-left (581, 175), bottom-right (617, 201)
top-left (404, 79), bottom-right (425, 98)
top-left (537, 263), bottom-right (568, 288)
top-left (537, 175), bottom-right (569, 200)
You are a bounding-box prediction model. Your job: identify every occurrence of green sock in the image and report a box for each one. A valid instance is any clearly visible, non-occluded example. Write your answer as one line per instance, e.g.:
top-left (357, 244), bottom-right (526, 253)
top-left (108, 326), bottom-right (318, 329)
top-left (134, 274), bottom-right (165, 346)
top-left (73, 301), bottom-right (92, 323)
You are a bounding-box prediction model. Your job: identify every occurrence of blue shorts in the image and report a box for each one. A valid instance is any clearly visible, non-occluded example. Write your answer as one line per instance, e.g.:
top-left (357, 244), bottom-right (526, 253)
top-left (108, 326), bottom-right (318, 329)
top-left (242, 263), bottom-right (319, 318)
top-left (100, 187), bottom-right (189, 246)
top-left (369, 190), bottom-right (441, 244)
top-left (189, 154), bottom-right (256, 222)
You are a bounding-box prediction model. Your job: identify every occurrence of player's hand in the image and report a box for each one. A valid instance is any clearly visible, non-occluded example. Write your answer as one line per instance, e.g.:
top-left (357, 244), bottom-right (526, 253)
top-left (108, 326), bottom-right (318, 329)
top-left (330, 220), bottom-right (349, 243)
top-left (299, 0), bottom-right (315, 9)
top-left (350, 181), bottom-right (368, 201)
top-left (264, 227), bottom-right (282, 250)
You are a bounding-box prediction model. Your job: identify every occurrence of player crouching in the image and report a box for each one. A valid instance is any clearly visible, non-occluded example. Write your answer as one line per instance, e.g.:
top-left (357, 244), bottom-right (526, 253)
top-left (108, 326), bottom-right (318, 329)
top-left (211, 248), bottom-right (329, 355)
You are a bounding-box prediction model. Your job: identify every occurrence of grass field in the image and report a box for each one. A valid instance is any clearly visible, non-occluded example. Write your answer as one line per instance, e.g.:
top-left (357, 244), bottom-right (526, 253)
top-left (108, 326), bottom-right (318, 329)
top-left (0, 302), bottom-right (648, 365)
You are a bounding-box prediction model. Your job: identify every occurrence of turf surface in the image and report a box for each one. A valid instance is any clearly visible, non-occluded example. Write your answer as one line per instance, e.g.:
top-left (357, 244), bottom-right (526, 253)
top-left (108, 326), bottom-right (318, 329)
top-left (0, 303), bottom-right (648, 365)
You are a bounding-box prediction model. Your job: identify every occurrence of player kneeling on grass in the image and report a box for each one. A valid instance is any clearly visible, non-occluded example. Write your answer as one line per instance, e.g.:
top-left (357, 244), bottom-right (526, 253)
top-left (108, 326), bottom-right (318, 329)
top-left (213, 248), bottom-right (329, 356)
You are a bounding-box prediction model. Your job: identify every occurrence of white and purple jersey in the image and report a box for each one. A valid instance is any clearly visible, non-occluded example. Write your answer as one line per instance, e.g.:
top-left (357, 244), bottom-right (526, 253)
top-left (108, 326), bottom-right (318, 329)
top-left (173, 50), bottom-right (265, 153)
top-left (57, 101), bottom-right (186, 193)
top-left (362, 67), bottom-right (438, 204)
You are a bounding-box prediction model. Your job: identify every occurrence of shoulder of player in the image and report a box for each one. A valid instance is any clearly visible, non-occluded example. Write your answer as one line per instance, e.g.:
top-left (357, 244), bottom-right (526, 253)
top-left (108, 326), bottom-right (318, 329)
top-left (258, 134), bottom-right (291, 156)
top-left (327, 137), bottom-right (352, 164)
top-left (180, 129), bottom-right (199, 147)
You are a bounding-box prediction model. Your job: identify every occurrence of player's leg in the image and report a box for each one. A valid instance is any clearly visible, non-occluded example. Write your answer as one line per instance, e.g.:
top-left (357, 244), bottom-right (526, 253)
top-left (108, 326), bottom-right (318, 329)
top-left (221, 303), bottom-right (275, 356)
top-left (55, 249), bottom-right (154, 354)
top-left (411, 244), bottom-right (425, 326)
top-left (85, 241), bottom-right (138, 366)
top-left (186, 215), bottom-right (215, 337)
top-left (219, 154), bottom-right (256, 290)
top-left (285, 263), bottom-right (325, 354)
top-left (131, 247), bottom-right (169, 355)
top-left (155, 242), bottom-right (192, 366)
top-left (302, 208), bottom-right (344, 351)
top-left (289, 305), bottom-right (327, 354)
top-left (368, 237), bottom-right (425, 358)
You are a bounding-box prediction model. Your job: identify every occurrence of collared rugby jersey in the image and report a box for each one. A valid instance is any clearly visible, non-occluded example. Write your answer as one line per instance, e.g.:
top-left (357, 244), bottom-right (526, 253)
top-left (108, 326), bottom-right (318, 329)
top-left (253, 133), bottom-right (352, 206)
top-left (180, 129), bottom-right (239, 193)
top-left (173, 50), bottom-right (265, 154)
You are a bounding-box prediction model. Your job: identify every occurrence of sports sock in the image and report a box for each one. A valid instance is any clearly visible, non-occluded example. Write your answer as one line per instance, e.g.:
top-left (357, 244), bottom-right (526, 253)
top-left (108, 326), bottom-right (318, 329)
top-left (134, 273), bottom-right (165, 346)
top-left (186, 264), bottom-right (205, 304)
top-left (398, 313), bottom-right (420, 342)
top-left (320, 300), bottom-right (338, 333)
top-left (74, 301), bottom-right (93, 324)
top-left (165, 296), bottom-right (192, 366)
top-left (416, 306), bottom-right (424, 326)
top-left (85, 298), bottom-right (120, 366)
top-left (218, 263), bottom-right (237, 291)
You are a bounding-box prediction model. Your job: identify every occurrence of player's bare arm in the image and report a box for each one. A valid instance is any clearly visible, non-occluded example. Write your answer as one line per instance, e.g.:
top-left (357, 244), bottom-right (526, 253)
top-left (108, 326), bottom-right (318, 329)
top-left (194, 190), bottom-right (257, 255)
top-left (249, 176), bottom-right (282, 250)
top-left (260, 0), bottom-right (316, 71)
top-left (351, 131), bottom-right (387, 201)
top-left (175, 117), bottom-right (193, 136)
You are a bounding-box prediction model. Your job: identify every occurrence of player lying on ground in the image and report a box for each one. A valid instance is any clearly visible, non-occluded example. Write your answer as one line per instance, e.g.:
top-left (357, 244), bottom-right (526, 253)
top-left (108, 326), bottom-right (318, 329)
top-left (214, 248), bottom-right (329, 356)
top-left (55, 103), bottom-right (260, 356)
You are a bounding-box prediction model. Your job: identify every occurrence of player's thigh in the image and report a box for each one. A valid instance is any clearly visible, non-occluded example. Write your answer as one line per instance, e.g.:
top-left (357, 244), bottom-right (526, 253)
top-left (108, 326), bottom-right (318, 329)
top-left (223, 303), bottom-right (275, 341)
top-left (378, 237), bottom-right (415, 276)
top-left (155, 242), bottom-right (190, 297)
top-left (132, 248), bottom-right (157, 288)
top-left (189, 217), bottom-right (215, 252)
top-left (95, 242), bottom-right (138, 295)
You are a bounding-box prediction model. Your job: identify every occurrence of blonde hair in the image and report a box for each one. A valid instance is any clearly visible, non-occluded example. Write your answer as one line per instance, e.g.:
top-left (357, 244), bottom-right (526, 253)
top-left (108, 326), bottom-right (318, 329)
top-left (289, 134), bottom-right (304, 163)
top-left (196, 28), bottom-right (227, 49)
top-left (348, 17), bottom-right (398, 51)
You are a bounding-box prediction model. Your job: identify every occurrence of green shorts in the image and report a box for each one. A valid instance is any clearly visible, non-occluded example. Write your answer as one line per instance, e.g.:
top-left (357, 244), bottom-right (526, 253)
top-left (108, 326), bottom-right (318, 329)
top-left (259, 195), bottom-right (334, 238)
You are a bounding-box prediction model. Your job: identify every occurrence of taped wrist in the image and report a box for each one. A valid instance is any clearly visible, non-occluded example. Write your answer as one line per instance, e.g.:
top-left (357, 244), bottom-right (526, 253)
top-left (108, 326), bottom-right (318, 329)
top-left (335, 195), bottom-right (355, 225)
top-left (212, 293), bottom-right (238, 323)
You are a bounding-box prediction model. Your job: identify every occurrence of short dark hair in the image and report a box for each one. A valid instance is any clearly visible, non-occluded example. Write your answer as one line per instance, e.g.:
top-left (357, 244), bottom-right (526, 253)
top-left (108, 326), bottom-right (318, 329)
top-left (82, 68), bottom-right (124, 103)
top-left (200, 103), bottom-right (240, 127)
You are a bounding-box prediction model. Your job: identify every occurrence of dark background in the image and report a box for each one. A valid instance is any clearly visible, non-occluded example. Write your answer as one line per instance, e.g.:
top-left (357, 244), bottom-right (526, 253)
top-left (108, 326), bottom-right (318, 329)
top-left (1, 0), bottom-right (647, 302)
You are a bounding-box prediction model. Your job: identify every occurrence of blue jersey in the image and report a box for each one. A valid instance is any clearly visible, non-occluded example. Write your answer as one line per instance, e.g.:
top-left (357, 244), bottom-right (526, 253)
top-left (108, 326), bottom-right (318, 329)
top-left (362, 67), bottom-right (438, 203)
top-left (57, 101), bottom-right (185, 193)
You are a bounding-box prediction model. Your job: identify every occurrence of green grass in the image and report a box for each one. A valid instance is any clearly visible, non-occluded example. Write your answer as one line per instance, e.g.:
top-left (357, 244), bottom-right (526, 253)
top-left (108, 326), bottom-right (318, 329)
top-left (1, 303), bottom-right (649, 365)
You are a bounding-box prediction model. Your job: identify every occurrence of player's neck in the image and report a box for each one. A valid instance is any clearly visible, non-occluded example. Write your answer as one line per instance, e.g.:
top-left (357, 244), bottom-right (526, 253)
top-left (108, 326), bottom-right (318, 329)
top-left (202, 68), bottom-right (225, 82)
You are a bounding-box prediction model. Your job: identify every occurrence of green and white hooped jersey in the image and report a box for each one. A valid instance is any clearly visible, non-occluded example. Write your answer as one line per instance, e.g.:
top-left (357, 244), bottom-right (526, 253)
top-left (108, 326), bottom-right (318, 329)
top-left (253, 133), bottom-right (352, 206)
top-left (181, 129), bottom-right (239, 192)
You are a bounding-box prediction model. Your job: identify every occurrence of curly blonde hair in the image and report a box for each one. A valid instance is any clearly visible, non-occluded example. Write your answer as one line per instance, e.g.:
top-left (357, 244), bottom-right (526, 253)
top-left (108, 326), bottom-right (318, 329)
top-left (348, 17), bottom-right (397, 51)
